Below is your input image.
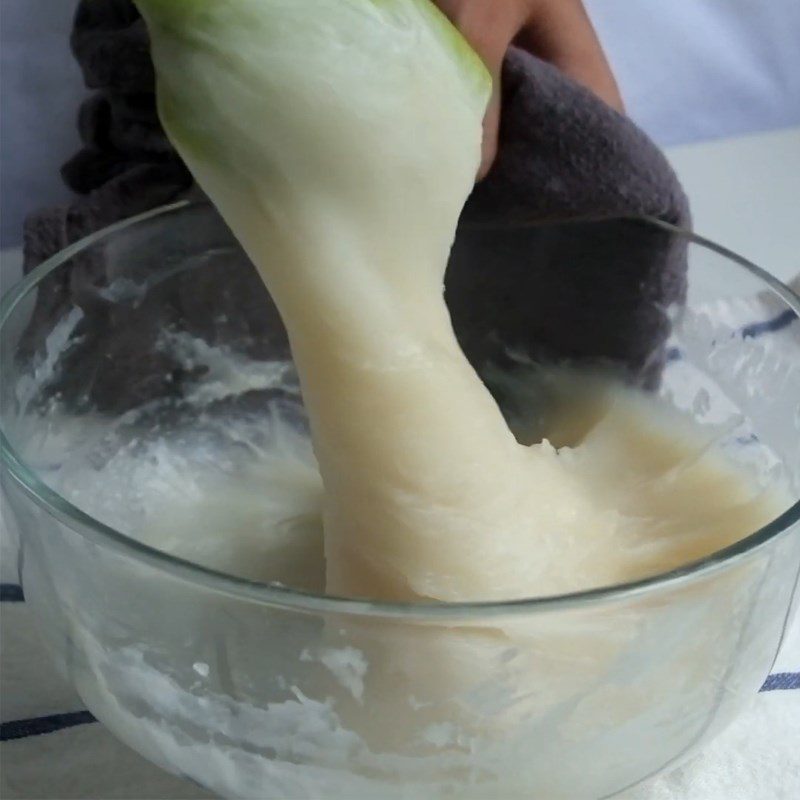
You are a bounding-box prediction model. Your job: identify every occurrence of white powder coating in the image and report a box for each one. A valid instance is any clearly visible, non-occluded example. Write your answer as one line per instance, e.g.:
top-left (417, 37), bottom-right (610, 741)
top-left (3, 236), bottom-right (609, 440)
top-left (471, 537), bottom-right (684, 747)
top-left (42, 352), bottom-right (782, 602)
top-left (318, 647), bottom-right (369, 703)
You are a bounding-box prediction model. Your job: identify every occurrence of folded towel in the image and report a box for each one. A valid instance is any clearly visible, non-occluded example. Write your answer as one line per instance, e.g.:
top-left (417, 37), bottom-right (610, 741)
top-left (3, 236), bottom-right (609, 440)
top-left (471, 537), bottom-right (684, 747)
top-left (61, 0), bottom-right (188, 196)
top-left (20, 0), bottom-right (688, 411)
top-left (452, 48), bottom-right (689, 390)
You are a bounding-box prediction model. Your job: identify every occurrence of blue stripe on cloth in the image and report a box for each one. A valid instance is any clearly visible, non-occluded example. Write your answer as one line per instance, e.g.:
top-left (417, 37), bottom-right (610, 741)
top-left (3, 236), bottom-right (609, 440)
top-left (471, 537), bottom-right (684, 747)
top-left (741, 308), bottom-right (796, 339)
top-left (0, 676), bottom-right (796, 742)
top-left (760, 672), bottom-right (800, 692)
top-left (0, 584), bottom-right (24, 602)
top-left (668, 306), bottom-right (797, 364)
top-left (0, 711), bottom-right (96, 741)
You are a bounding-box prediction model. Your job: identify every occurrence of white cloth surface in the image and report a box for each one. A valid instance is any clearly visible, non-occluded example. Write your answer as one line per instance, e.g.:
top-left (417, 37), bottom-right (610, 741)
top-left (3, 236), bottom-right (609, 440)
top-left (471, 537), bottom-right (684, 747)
top-left (622, 688), bottom-right (800, 800)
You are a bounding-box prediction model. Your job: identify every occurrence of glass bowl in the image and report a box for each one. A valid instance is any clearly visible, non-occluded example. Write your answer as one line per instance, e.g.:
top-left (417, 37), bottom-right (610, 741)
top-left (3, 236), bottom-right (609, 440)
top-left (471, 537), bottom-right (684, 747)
top-left (1, 202), bottom-right (799, 799)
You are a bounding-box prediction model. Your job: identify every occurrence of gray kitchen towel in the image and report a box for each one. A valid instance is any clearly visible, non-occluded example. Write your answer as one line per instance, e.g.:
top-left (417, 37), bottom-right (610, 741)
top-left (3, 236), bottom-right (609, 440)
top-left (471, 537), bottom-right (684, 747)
top-left (451, 48), bottom-right (689, 390)
top-left (62, 0), bottom-right (181, 194)
top-left (20, 1), bottom-right (688, 412)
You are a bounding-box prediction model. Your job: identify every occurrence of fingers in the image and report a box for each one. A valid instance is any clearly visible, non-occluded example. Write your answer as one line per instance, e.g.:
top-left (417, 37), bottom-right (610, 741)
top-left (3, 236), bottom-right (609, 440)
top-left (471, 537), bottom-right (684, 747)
top-left (434, 0), bottom-right (623, 178)
top-left (516, 0), bottom-right (624, 112)
top-left (435, 1), bottom-right (528, 177)
top-left (435, 0), bottom-right (529, 75)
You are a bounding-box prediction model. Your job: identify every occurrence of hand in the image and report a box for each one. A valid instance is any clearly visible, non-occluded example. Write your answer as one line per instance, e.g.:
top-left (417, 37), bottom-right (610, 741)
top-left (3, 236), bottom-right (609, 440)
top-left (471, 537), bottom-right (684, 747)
top-left (434, 0), bottom-right (623, 176)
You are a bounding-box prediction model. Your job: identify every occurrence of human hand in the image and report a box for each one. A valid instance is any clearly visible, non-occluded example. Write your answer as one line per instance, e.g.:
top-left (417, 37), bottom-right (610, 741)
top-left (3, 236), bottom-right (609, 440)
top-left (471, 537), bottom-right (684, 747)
top-left (434, 0), bottom-right (623, 176)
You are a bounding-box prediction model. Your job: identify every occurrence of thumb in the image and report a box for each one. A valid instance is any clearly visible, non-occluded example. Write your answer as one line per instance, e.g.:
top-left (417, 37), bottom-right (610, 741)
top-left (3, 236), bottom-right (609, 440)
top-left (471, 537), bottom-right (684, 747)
top-left (434, 0), bottom-right (529, 177)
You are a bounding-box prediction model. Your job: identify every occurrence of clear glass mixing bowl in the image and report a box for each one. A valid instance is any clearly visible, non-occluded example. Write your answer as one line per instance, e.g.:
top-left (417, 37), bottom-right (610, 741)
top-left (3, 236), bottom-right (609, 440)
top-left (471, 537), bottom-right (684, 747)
top-left (1, 202), bottom-right (799, 799)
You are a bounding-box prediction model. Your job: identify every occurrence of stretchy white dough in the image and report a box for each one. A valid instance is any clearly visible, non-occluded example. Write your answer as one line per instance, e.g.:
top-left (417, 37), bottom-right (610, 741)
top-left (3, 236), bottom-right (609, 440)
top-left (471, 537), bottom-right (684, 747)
top-left (136, 0), bottom-right (785, 602)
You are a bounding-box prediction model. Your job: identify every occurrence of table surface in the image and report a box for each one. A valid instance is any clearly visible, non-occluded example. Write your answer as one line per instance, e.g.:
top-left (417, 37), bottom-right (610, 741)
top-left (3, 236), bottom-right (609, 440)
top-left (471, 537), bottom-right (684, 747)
top-left (1, 127), bottom-right (799, 799)
top-left (665, 126), bottom-right (799, 285)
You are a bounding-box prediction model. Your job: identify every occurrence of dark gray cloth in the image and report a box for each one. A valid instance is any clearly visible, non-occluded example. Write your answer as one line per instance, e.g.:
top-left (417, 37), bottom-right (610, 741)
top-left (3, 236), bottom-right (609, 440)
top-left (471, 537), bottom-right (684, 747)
top-left (60, 0), bottom-right (183, 196)
top-left (472, 50), bottom-right (688, 224)
top-left (21, 3), bottom-right (688, 412)
top-left (450, 49), bottom-right (689, 389)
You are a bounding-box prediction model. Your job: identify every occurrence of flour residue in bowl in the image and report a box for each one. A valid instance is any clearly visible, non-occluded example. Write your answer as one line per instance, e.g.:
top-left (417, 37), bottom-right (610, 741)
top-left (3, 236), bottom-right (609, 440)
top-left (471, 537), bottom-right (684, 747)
top-left (19, 332), bottom-right (786, 599)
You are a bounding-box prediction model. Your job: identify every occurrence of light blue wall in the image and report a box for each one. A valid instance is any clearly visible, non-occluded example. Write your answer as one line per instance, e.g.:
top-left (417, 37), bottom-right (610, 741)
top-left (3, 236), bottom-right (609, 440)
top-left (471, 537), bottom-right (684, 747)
top-left (1, 1), bottom-right (84, 248)
top-left (586, 0), bottom-right (800, 146)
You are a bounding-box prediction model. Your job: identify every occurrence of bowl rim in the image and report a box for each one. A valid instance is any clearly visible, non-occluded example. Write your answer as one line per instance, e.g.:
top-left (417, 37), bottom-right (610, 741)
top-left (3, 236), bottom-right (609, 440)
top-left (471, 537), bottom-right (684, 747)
top-left (2, 200), bottom-right (799, 620)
